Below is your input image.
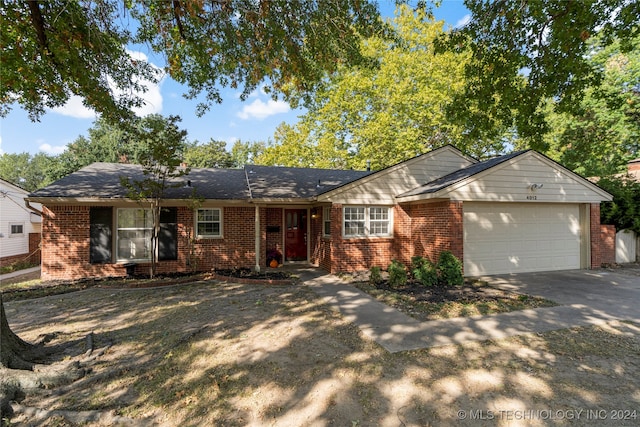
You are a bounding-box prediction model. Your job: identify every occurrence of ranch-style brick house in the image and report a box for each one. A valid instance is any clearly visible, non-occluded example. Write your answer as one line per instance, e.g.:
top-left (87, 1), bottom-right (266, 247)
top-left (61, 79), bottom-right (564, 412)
top-left (27, 145), bottom-right (614, 280)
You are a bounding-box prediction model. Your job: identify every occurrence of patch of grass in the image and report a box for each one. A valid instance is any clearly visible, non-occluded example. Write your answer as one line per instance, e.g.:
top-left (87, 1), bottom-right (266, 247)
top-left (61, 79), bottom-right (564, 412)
top-left (0, 260), bottom-right (38, 274)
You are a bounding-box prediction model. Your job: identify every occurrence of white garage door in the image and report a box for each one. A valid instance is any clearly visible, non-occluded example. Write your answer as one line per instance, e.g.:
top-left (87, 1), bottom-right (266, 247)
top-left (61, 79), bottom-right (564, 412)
top-left (464, 202), bottom-right (582, 275)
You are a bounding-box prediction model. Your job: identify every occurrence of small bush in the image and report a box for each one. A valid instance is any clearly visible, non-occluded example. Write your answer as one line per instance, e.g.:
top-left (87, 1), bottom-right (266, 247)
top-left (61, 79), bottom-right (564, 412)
top-left (436, 251), bottom-right (464, 286)
top-left (387, 260), bottom-right (407, 288)
top-left (369, 266), bottom-right (383, 286)
top-left (411, 256), bottom-right (438, 287)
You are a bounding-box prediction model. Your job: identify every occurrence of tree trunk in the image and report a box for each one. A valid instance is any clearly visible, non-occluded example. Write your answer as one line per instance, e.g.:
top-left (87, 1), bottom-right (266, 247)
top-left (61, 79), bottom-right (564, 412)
top-left (1, 295), bottom-right (87, 419)
top-left (0, 295), bottom-right (40, 370)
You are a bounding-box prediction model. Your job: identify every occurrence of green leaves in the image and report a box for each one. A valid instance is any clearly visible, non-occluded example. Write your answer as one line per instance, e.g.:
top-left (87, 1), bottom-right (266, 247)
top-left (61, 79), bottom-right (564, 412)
top-left (441, 0), bottom-right (640, 148)
top-left (597, 176), bottom-right (640, 234)
top-left (537, 35), bottom-right (640, 177)
top-left (257, 6), bottom-right (507, 169)
top-left (1, 0), bottom-right (158, 121)
top-left (2, 0), bottom-right (387, 121)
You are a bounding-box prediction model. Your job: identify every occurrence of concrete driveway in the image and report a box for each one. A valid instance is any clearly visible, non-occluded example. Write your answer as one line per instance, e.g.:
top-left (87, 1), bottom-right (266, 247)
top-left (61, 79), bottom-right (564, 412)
top-left (481, 266), bottom-right (640, 323)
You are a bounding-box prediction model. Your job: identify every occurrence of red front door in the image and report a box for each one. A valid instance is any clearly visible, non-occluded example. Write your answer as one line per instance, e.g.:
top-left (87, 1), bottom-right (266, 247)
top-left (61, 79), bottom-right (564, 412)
top-left (285, 209), bottom-right (307, 261)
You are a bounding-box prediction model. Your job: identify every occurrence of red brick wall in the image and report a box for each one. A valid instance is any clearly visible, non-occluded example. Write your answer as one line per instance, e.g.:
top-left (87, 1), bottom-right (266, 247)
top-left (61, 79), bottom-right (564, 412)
top-left (42, 205), bottom-right (118, 280)
top-left (320, 202), bottom-right (466, 274)
top-left (393, 205), bottom-right (413, 266)
top-left (410, 201), bottom-right (464, 264)
top-left (40, 205), bottom-right (259, 280)
top-left (590, 203), bottom-right (603, 268)
top-left (188, 206), bottom-right (256, 271)
top-left (329, 204), bottom-right (397, 273)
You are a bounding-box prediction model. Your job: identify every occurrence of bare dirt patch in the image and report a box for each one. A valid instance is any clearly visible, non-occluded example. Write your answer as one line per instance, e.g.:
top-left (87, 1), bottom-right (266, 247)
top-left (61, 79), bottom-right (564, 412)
top-left (3, 277), bottom-right (639, 426)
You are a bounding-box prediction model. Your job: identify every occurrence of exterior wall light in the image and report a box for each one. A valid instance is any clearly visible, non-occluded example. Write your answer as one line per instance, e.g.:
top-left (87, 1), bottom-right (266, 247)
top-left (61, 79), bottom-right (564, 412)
top-left (529, 183), bottom-right (544, 190)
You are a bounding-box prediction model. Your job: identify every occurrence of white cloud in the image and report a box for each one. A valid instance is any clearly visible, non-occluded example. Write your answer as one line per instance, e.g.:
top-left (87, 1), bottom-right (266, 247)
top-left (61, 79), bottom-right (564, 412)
top-left (51, 95), bottom-right (96, 119)
top-left (455, 14), bottom-right (471, 28)
top-left (39, 143), bottom-right (67, 155)
top-left (50, 49), bottom-right (163, 119)
top-left (237, 99), bottom-right (290, 120)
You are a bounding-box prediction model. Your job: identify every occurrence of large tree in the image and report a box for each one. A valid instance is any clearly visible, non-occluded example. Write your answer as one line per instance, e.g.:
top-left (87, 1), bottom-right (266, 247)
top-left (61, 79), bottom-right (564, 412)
top-left (1, 0), bottom-right (388, 120)
top-left (537, 35), bottom-right (640, 178)
top-left (441, 0), bottom-right (639, 149)
top-left (257, 6), bottom-right (508, 169)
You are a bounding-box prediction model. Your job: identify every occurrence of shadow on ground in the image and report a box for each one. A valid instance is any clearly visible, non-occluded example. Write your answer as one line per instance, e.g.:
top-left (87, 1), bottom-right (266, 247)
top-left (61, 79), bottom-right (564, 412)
top-left (4, 279), bottom-right (640, 426)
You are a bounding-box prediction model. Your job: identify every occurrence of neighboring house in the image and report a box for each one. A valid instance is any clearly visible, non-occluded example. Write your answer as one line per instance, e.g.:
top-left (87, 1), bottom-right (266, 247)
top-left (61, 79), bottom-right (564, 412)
top-left (625, 158), bottom-right (640, 181)
top-left (27, 145), bottom-right (614, 280)
top-left (0, 178), bottom-right (41, 267)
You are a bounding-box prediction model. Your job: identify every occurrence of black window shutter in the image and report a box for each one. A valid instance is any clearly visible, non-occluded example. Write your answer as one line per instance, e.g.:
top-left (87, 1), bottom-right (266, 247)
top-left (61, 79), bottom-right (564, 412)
top-left (90, 207), bottom-right (112, 264)
top-left (159, 208), bottom-right (177, 261)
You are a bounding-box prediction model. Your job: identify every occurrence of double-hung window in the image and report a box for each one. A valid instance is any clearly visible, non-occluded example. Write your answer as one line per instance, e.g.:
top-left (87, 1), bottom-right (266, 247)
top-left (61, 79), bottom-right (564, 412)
top-left (117, 208), bottom-right (152, 261)
top-left (196, 208), bottom-right (222, 238)
top-left (343, 206), bottom-right (392, 238)
top-left (92, 207), bottom-right (177, 263)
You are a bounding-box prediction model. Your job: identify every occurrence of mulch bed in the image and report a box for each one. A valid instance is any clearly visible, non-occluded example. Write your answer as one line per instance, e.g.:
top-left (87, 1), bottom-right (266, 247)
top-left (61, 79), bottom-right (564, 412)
top-left (211, 268), bottom-right (296, 285)
top-left (373, 282), bottom-right (508, 303)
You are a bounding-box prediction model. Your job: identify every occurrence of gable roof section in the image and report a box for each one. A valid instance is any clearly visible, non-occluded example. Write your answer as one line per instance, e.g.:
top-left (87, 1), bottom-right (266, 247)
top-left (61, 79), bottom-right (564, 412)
top-left (29, 162), bottom-right (250, 201)
top-left (398, 151), bottom-right (526, 198)
top-left (397, 150), bottom-right (613, 202)
top-left (316, 145), bottom-right (476, 202)
top-left (245, 165), bottom-right (370, 200)
top-left (0, 177), bottom-right (29, 195)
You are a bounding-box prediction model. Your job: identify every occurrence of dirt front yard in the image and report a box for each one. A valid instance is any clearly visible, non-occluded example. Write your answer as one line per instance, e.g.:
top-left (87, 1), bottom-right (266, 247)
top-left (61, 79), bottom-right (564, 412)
top-left (3, 279), bottom-right (640, 426)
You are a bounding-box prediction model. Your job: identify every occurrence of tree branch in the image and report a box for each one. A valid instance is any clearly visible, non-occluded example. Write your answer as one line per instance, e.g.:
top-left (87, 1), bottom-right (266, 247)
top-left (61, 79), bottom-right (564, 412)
top-left (172, 0), bottom-right (187, 40)
top-left (27, 1), bottom-right (49, 54)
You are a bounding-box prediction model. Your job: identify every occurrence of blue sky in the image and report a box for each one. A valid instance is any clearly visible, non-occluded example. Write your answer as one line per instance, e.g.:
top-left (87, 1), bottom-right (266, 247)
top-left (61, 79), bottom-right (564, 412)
top-left (0, 1), bottom-right (470, 156)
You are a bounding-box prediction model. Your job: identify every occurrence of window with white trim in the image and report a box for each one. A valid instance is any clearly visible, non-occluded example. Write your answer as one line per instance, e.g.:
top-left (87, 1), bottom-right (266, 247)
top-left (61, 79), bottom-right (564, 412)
top-left (9, 223), bottom-right (24, 237)
top-left (116, 208), bottom-right (152, 261)
top-left (323, 206), bottom-right (331, 236)
top-left (343, 206), bottom-right (392, 238)
top-left (196, 208), bottom-right (222, 238)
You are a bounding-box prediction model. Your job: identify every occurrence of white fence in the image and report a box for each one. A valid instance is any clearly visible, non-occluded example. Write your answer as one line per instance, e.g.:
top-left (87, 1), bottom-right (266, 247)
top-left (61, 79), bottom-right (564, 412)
top-left (615, 229), bottom-right (638, 263)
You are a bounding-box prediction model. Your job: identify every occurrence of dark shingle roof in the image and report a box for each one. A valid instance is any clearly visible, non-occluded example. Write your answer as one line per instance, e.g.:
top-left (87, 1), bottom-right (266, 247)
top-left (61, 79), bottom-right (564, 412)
top-left (29, 162), bottom-right (250, 200)
top-left (245, 165), bottom-right (372, 199)
top-left (29, 162), bottom-right (371, 201)
top-left (398, 151), bottom-right (528, 198)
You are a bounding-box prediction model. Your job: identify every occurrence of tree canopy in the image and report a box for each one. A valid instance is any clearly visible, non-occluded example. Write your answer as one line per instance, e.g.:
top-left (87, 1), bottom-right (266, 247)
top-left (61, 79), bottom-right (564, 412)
top-left (257, 6), bottom-right (510, 169)
top-left (1, 0), bottom-right (388, 121)
top-left (442, 0), bottom-right (640, 149)
top-left (535, 35), bottom-right (640, 177)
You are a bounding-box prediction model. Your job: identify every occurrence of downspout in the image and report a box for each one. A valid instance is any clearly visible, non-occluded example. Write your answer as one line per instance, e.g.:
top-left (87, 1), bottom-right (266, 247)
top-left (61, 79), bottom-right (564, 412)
top-left (245, 167), bottom-right (261, 272)
top-left (24, 199), bottom-right (43, 216)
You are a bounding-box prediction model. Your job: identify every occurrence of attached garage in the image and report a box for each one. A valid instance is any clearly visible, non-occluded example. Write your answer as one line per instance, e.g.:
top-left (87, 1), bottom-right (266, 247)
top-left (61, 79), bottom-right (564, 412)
top-left (463, 202), bottom-right (585, 275)
top-left (397, 149), bottom-right (613, 276)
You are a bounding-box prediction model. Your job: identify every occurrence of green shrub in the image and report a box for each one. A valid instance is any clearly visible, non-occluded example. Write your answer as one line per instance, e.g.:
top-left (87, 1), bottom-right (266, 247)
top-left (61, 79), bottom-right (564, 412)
top-left (387, 260), bottom-right (407, 288)
top-left (411, 256), bottom-right (438, 287)
top-left (436, 251), bottom-right (464, 286)
top-left (369, 266), bottom-right (383, 286)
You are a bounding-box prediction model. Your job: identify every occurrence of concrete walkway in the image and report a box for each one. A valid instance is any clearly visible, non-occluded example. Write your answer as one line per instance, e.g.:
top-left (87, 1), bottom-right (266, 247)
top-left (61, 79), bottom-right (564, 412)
top-left (299, 267), bottom-right (640, 353)
top-left (0, 266), bottom-right (40, 283)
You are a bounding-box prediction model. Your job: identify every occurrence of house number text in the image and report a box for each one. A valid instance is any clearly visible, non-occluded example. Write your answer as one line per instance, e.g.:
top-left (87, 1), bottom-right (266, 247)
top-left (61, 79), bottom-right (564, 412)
top-left (526, 195), bottom-right (537, 200)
